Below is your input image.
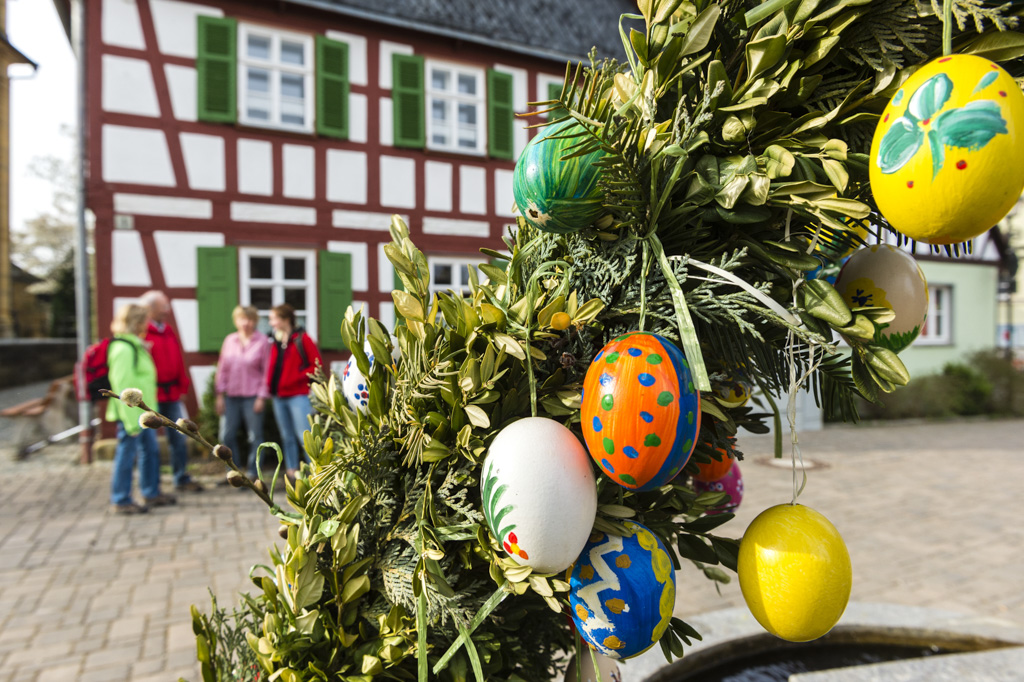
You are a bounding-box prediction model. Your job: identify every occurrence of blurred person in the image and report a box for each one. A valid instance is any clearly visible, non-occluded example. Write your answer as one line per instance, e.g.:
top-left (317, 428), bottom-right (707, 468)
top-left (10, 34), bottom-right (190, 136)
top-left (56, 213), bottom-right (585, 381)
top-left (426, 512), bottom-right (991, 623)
top-left (141, 290), bottom-right (203, 492)
top-left (106, 303), bottom-right (176, 514)
top-left (266, 304), bottom-right (321, 480)
top-left (215, 305), bottom-right (271, 479)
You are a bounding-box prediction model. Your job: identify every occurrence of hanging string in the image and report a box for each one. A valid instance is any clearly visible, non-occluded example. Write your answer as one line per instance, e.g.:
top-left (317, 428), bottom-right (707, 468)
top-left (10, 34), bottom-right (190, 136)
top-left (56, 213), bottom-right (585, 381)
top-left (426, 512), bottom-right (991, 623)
top-left (942, 0), bottom-right (954, 57)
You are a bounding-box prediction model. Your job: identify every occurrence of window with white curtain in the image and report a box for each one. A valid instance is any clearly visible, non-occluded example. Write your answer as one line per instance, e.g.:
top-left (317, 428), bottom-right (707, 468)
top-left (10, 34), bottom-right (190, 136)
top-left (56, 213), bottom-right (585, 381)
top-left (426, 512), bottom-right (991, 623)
top-left (238, 25), bottom-right (314, 132)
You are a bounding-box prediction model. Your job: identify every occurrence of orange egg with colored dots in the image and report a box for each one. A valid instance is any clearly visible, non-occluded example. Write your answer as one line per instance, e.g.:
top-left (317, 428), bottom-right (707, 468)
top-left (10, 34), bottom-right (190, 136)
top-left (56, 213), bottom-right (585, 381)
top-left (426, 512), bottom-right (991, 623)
top-left (869, 54), bottom-right (1024, 244)
top-left (581, 332), bottom-right (701, 491)
top-left (693, 447), bottom-right (733, 482)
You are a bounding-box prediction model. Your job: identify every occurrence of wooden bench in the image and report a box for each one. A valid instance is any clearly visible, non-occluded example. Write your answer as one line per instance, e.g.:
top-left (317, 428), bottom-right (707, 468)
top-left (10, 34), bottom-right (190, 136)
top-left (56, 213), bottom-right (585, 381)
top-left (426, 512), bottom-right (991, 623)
top-left (1, 375), bottom-right (76, 458)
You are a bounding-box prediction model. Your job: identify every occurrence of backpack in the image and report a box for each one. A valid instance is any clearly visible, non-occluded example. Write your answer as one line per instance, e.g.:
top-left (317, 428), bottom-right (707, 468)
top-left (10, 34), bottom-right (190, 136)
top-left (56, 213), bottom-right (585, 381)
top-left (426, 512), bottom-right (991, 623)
top-left (75, 337), bottom-right (137, 402)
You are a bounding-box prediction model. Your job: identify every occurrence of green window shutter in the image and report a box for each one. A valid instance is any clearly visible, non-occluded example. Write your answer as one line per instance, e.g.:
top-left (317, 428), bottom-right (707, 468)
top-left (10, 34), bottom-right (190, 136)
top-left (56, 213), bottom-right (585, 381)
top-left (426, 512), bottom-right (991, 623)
top-left (319, 250), bottom-right (353, 351)
top-left (196, 246), bottom-right (238, 352)
top-left (488, 69), bottom-right (515, 160)
top-left (196, 16), bottom-right (237, 123)
top-left (548, 81), bottom-right (569, 122)
top-left (392, 54), bottom-right (425, 148)
top-left (316, 35), bottom-right (349, 139)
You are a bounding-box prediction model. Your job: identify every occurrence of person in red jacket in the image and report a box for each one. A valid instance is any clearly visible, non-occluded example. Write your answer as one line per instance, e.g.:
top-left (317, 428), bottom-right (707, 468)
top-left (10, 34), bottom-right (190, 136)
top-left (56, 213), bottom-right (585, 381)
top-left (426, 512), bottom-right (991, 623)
top-left (142, 290), bottom-right (203, 492)
top-left (266, 303), bottom-right (322, 479)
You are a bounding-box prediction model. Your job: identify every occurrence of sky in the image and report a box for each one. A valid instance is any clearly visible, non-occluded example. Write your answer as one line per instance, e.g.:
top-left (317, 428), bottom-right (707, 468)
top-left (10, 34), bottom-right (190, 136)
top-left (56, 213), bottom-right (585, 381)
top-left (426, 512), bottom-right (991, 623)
top-left (7, 0), bottom-right (76, 237)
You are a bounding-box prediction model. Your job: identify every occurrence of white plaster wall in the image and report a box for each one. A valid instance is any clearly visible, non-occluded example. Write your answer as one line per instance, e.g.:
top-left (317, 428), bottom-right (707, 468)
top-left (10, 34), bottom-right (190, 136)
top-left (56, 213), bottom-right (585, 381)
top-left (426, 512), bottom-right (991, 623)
top-left (378, 41), bottom-right (414, 90)
top-left (237, 139), bottom-right (273, 196)
top-left (283, 144), bottom-right (316, 200)
top-left (325, 30), bottom-right (368, 86)
top-left (164, 65), bottom-right (197, 121)
top-left (189, 366), bottom-right (217, 404)
top-left (102, 125), bottom-right (176, 187)
top-left (113, 193), bottom-right (212, 219)
top-left (425, 161), bottom-right (453, 212)
top-left (332, 210), bottom-right (402, 231)
top-left (380, 156), bottom-right (416, 208)
top-left (230, 202), bottom-right (317, 225)
top-left (494, 169), bottom-right (516, 217)
top-left (537, 73), bottom-right (564, 116)
top-left (422, 218), bottom-right (489, 238)
top-left (378, 302), bottom-right (396, 332)
top-left (180, 133), bottom-right (225, 191)
top-left (152, 231), bottom-right (225, 288)
top-left (112, 297), bottom-right (143, 322)
top-left (379, 97), bottom-right (393, 146)
top-left (170, 299), bottom-right (200, 352)
top-left (349, 93), bottom-right (368, 144)
top-left (111, 231), bottom-right (152, 286)
top-left (378, 242), bottom-right (395, 292)
top-left (326, 150), bottom-right (367, 204)
top-left (326, 241), bottom-right (369, 292)
top-left (102, 0), bottom-right (145, 50)
top-left (459, 166), bottom-right (487, 215)
top-left (150, 0), bottom-right (223, 58)
top-left (493, 64), bottom-right (529, 158)
top-left (102, 55), bottom-right (160, 117)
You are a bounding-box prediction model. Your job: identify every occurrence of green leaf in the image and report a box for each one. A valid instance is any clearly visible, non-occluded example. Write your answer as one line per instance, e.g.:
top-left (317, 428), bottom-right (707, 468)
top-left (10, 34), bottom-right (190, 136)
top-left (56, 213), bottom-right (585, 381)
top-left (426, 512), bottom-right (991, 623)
top-left (342, 574), bottom-right (371, 604)
top-left (630, 28), bottom-right (649, 63)
top-left (676, 533), bottom-right (718, 563)
top-left (876, 117), bottom-right (922, 174)
top-left (934, 100), bottom-right (1007, 152)
top-left (393, 290), bottom-right (424, 322)
top-left (745, 34), bottom-right (787, 81)
top-left (676, 4), bottom-right (720, 56)
top-left (908, 73), bottom-right (953, 122)
top-left (814, 197), bottom-right (869, 219)
top-left (802, 279), bottom-right (852, 327)
top-left (961, 30), bottom-right (1024, 61)
top-left (821, 158), bottom-right (848, 192)
top-left (763, 145), bottom-right (795, 178)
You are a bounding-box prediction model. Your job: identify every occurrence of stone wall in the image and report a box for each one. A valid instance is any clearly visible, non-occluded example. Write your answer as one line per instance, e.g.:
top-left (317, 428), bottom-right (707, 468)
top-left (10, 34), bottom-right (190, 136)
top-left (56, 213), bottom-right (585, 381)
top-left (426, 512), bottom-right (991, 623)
top-left (0, 339), bottom-right (77, 388)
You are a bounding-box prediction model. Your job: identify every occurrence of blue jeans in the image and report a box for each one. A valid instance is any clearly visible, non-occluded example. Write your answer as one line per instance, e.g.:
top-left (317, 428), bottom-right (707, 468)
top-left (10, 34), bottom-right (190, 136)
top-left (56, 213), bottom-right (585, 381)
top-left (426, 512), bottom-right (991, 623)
top-left (271, 394), bottom-right (311, 471)
top-left (159, 400), bottom-right (193, 486)
top-left (220, 396), bottom-right (263, 478)
top-left (110, 422), bottom-right (161, 505)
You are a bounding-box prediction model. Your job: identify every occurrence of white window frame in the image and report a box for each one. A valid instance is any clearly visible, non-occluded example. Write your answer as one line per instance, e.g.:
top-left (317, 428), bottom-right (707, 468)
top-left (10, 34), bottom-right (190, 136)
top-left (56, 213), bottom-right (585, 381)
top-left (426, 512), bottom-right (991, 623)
top-left (425, 60), bottom-right (486, 156)
top-left (239, 248), bottom-right (318, 339)
top-left (428, 255), bottom-right (482, 297)
top-left (238, 24), bottom-right (315, 133)
top-left (917, 284), bottom-right (952, 346)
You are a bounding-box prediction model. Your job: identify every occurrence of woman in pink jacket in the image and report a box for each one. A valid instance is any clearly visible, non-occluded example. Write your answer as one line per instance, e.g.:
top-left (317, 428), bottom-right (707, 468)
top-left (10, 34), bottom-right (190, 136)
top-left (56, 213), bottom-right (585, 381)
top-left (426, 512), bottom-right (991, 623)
top-left (215, 305), bottom-right (271, 479)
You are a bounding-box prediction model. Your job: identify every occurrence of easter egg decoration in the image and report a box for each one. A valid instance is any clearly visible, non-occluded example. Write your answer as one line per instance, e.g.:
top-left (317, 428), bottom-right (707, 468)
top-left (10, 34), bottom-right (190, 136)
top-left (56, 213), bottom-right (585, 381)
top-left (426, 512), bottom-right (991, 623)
top-left (568, 521), bottom-right (676, 660)
top-left (581, 332), bottom-right (701, 491)
top-left (834, 245), bottom-right (929, 353)
top-left (341, 338), bottom-right (401, 413)
top-left (694, 461), bottom-right (744, 515)
top-left (561, 652), bottom-right (622, 682)
top-left (692, 446), bottom-right (733, 483)
top-left (513, 119), bottom-right (605, 234)
top-left (870, 54), bottom-right (1024, 244)
top-left (481, 417), bottom-right (597, 574)
top-left (739, 504), bottom-right (852, 642)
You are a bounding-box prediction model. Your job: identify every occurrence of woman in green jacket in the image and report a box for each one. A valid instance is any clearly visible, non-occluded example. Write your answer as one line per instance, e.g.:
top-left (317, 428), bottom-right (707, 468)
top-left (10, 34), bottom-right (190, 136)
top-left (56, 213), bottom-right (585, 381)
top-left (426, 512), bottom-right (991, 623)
top-left (106, 304), bottom-right (176, 514)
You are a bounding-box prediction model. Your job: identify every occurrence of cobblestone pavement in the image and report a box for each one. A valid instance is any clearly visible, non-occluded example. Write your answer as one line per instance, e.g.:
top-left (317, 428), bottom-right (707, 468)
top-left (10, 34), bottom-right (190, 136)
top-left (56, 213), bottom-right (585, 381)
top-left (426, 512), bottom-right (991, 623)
top-left (0, 417), bottom-right (1020, 681)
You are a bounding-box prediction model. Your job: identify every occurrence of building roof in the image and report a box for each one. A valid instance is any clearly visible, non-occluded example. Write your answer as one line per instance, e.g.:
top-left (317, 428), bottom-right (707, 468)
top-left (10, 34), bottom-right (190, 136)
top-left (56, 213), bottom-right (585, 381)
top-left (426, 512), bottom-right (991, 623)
top-left (291, 0), bottom-right (637, 62)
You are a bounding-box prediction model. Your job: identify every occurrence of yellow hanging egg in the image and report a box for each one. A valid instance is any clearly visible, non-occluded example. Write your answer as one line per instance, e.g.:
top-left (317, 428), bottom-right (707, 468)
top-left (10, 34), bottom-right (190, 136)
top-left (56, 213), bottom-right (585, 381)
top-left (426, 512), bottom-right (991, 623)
top-left (738, 504), bottom-right (852, 642)
top-left (869, 54), bottom-right (1024, 245)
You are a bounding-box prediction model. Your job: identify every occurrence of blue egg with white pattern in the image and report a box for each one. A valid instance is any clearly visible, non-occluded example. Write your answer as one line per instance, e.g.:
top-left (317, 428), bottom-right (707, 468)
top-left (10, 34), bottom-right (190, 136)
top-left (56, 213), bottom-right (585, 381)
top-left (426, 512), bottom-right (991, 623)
top-left (568, 520), bottom-right (676, 660)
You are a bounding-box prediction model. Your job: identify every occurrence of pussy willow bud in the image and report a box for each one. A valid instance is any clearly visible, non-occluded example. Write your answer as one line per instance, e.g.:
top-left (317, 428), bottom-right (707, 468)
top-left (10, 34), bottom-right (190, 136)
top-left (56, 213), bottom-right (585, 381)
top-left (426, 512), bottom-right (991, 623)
top-left (226, 470), bottom-right (246, 487)
top-left (253, 480), bottom-right (267, 495)
top-left (139, 411), bottom-right (162, 429)
top-left (213, 444), bottom-right (233, 462)
top-left (278, 526), bottom-right (289, 540)
top-left (176, 418), bottom-right (199, 433)
top-left (120, 388), bottom-right (144, 408)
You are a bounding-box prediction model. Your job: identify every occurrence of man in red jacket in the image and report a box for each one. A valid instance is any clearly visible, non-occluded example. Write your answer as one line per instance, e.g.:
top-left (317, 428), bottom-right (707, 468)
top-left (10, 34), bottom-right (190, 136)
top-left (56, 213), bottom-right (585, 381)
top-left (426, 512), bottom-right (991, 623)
top-left (142, 290), bottom-right (203, 492)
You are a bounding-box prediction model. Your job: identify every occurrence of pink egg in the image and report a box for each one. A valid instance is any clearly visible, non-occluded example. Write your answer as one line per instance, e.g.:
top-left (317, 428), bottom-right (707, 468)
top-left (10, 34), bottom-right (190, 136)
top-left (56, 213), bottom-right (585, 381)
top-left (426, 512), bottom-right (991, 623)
top-left (694, 462), bottom-right (743, 515)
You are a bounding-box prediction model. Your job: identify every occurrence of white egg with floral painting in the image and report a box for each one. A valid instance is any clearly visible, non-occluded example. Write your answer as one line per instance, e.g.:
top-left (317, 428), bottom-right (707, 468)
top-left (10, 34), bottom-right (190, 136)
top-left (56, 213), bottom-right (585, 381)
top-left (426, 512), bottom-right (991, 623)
top-left (481, 417), bottom-right (597, 574)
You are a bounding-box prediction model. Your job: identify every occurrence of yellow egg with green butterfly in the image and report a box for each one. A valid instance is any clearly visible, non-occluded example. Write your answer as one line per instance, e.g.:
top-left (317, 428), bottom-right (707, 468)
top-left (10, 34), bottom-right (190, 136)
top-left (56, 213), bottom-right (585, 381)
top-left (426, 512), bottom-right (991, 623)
top-left (869, 54), bottom-right (1024, 245)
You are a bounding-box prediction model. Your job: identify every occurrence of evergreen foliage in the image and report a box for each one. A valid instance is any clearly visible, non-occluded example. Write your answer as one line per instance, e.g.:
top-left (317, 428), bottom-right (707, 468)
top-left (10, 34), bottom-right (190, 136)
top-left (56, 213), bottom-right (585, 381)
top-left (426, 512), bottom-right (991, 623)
top-left (191, 1), bottom-right (1024, 680)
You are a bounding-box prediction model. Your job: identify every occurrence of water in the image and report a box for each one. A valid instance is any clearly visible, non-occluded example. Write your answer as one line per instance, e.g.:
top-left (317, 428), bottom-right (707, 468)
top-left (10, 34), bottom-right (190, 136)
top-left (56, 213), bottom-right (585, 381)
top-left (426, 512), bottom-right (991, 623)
top-left (676, 643), bottom-right (947, 682)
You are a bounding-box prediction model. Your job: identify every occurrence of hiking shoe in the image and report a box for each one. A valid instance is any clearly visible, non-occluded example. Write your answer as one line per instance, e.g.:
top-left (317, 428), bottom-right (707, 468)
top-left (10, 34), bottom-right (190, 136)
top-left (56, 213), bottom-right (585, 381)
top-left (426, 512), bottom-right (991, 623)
top-left (175, 480), bottom-right (205, 493)
top-left (111, 503), bottom-right (149, 515)
top-left (143, 493), bottom-right (178, 507)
